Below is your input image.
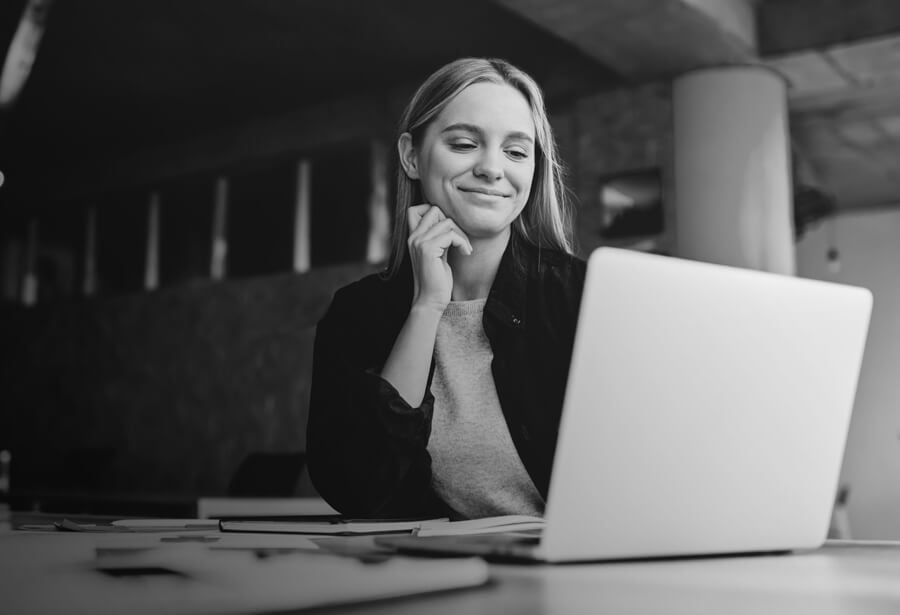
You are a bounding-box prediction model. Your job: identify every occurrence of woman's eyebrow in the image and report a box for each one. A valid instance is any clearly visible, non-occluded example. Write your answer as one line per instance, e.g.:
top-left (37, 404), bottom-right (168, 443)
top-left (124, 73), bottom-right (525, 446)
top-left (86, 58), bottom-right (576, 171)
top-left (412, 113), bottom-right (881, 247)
top-left (441, 122), bottom-right (482, 135)
top-left (506, 131), bottom-right (534, 143)
top-left (441, 122), bottom-right (534, 143)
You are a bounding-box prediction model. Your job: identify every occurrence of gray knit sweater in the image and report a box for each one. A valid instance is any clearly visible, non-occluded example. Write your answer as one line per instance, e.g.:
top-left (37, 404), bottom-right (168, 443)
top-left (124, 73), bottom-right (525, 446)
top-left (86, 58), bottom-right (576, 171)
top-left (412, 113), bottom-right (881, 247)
top-left (427, 298), bottom-right (544, 519)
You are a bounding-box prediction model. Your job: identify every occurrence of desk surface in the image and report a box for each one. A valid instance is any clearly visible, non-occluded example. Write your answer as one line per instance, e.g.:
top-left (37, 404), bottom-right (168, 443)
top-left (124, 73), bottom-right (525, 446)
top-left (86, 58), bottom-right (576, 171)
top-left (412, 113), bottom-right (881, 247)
top-left (314, 538), bottom-right (900, 615)
top-left (4, 508), bottom-right (900, 615)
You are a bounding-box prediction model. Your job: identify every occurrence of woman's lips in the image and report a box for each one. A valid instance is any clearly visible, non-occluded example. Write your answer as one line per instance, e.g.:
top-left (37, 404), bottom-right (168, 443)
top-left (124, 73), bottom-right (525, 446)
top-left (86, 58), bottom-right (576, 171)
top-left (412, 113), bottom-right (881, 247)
top-left (459, 187), bottom-right (509, 198)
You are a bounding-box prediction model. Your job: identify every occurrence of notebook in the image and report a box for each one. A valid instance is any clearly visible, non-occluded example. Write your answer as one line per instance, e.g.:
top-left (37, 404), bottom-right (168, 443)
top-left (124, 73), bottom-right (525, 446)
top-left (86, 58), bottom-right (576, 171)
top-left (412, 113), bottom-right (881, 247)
top-left (219, 516), bottom-right (448, 535)
top-left (379, 247), bottom-right (873, 563)
top-left (219, 514), bottom-right (543, 536)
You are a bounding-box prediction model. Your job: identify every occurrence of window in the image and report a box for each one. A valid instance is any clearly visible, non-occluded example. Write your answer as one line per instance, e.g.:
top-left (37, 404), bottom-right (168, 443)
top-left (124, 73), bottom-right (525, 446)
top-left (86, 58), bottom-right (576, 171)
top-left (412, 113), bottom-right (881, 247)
top-left (598, 168), bottom-right (664, 240)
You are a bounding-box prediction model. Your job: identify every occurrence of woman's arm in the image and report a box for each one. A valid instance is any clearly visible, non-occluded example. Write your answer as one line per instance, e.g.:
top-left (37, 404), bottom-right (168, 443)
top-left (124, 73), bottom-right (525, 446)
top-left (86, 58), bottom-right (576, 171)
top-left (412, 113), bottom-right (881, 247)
top-left (379, 305), bottom-right (442, 406)
top-left (380, 205), bottom-right (471, 405)
top-left (306, 293), bottom-right (442, 517)
top-left (306, 204), bottom-right (470, 517)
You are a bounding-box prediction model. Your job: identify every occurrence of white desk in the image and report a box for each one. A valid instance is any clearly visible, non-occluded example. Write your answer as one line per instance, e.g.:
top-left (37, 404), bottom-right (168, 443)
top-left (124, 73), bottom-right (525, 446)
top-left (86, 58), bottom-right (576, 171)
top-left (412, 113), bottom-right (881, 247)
top-left (3, 518), bottom-right (900, 615)
top-left (313, 538), bottom-right (900, 614)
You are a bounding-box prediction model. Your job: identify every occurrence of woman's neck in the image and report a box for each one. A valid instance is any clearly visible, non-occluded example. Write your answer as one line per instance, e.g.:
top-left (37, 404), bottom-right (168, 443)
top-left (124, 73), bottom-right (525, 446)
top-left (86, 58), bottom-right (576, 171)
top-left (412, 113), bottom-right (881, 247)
top-left (448, 229), bottom-right (510, 301)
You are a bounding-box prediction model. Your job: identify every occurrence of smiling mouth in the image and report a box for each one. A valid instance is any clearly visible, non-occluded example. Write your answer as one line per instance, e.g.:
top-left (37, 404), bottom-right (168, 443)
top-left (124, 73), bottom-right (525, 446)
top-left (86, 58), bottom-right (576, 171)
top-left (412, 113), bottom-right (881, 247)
top-left (459, 187), bottom-right (509, 198)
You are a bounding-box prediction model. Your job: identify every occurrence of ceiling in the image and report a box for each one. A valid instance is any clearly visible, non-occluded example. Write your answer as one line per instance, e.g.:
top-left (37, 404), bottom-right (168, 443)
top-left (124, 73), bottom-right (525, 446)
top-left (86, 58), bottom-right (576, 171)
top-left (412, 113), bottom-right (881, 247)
top-left (0, 0), bottom-right (617, 180)
top-left (1, 0), bottom-right (900, 216)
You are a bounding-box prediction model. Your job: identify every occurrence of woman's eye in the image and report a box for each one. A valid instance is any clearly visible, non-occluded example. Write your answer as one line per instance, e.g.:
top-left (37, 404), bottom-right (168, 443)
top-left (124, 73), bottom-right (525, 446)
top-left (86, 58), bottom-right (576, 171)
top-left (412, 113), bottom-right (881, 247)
top-left (449, 141), bottom-right (477, 151)
top-left (506, 149), bottom-right (529, 160)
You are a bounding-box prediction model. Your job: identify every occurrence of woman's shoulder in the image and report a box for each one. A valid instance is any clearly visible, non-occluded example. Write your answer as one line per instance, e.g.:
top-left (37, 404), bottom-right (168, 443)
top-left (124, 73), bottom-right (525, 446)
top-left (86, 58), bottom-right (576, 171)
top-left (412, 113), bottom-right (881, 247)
top-left (330, 270), bottom-right (387, 308)
top-left (538, 246), bottom-right (586, 271)
top-left (521, 243), bottom-right (587, 285)
top-left (333, 270), bottom-right (387, 300)
top-left (326, 268), bottom-right (409, 323)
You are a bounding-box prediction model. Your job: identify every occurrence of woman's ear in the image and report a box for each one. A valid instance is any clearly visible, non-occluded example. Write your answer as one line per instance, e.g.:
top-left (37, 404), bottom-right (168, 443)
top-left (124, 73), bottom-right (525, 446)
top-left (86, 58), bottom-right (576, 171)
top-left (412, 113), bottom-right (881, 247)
top-left (397, 132), bottom-right (419, 180)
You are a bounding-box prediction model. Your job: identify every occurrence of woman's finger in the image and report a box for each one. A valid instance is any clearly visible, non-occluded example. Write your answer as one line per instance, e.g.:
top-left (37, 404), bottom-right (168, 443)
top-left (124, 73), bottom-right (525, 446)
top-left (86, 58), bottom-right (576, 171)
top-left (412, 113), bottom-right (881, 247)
top-left (407, 204), bottom-right (430, 229)
top-left (407, 205), bottom-right (444, 236)
top-left (409, 205), bottom-right (444, 236)
top-left (418, 218), bottom-right (473, 254)
top-left (432, 229), bottom-right (473, 256)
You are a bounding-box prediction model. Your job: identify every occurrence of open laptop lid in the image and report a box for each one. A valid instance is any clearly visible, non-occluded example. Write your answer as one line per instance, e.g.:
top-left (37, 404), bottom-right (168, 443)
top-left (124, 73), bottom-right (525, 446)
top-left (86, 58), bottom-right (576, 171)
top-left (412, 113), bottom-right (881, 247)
top-left (540, 248), bottom-right (872, 562)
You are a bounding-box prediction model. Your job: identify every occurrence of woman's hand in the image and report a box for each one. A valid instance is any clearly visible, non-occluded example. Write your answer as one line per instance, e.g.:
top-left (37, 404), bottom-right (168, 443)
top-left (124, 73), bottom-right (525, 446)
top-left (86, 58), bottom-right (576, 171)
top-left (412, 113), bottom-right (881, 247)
top-left (379, 205), bottom-right (471, 405)
top-left (407, 204), bottom-right (472, 313)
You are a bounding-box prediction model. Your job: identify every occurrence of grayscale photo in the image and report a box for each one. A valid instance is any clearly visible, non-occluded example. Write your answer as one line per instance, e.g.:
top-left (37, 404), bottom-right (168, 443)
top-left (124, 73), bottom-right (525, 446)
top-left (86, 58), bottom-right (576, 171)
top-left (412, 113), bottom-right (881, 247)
top-left (0, 1), bottom-right (898, 613)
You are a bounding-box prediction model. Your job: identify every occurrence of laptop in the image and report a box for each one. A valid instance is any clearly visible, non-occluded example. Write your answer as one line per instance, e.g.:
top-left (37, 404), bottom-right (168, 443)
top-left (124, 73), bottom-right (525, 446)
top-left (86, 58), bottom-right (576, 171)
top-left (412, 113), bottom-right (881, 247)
top-left (379, 247), bottom-right (873, 563)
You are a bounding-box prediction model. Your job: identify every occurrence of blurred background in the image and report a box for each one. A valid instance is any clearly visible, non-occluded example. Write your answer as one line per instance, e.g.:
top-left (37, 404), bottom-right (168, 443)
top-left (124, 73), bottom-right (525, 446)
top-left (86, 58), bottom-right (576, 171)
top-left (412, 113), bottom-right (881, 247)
top-left (0, 0), bottom-right (898, 536)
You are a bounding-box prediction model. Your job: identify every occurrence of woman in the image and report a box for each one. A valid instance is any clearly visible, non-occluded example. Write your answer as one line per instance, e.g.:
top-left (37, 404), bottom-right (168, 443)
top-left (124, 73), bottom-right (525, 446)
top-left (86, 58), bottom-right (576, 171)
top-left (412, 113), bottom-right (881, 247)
top-left (307, 58), bottom-right (586, 519)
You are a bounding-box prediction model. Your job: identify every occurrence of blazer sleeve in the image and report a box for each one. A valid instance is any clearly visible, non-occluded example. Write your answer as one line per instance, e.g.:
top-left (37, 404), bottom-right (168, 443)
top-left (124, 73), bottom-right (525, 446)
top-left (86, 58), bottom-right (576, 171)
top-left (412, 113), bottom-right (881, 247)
top-left (305, 284), bottom-right (445, 518)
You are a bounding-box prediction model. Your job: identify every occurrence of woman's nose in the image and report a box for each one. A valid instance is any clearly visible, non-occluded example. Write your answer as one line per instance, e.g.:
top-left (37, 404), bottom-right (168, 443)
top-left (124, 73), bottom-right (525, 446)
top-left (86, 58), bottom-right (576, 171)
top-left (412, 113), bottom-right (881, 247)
top-left (473, 151), bottom-right (503, 181)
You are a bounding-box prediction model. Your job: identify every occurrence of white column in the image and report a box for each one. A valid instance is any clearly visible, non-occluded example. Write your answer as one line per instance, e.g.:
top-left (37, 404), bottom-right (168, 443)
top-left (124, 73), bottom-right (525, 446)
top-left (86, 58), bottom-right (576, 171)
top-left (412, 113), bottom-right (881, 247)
top-left (672, 66), bottom-right (795, 274)
top-left (144, 192), bottom-right (160, 290)
top-left (211, 177), bottom-right (228, 280)
top-left (293, 159), bottom-right (311, 273)
top-left (367, 140), bottom-right (391, 264)
top-left (21, 217), bottom-right (38, 305)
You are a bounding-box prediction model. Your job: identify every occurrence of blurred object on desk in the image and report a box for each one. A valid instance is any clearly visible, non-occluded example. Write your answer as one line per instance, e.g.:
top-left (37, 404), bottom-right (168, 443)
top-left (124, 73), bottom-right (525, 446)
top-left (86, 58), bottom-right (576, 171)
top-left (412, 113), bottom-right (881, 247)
top-left (1, 532), bottom-right (488, 615)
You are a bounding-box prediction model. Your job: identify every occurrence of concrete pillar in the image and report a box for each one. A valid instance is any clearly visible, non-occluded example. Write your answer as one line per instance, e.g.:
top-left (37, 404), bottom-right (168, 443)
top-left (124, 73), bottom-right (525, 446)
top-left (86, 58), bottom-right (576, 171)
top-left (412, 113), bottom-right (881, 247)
top-left (672, 66), bottom-right (795, 274)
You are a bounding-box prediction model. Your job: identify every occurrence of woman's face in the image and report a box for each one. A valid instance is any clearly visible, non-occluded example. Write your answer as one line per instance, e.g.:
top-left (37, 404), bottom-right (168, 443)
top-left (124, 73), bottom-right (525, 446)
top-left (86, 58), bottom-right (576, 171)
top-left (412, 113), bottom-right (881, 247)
top-left (402, 82), bottom-right (536, 241)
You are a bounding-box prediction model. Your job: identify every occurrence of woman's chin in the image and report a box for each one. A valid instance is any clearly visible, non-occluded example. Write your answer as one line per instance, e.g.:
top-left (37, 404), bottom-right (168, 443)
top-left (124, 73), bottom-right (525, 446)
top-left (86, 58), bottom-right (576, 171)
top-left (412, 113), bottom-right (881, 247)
top-left (458, 221), bottom-right (513, 243)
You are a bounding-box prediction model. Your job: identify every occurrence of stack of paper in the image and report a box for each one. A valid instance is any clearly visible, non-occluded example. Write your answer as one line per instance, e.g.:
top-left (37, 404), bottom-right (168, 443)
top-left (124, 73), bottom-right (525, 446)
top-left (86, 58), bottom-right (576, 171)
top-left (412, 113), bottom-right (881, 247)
top-left (414, 515), bottom-right (545, 537)
top-left (113, 514), bottom-right (546, 537)
top-left (218, 514), bottom-right (544, 537)
top-left (219, 517), bottom-right (449, 535)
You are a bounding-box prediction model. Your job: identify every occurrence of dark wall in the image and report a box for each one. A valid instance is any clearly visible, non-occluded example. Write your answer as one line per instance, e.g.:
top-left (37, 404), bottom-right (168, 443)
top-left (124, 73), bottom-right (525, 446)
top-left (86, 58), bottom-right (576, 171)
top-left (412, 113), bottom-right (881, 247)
top-left (0, 262), bottom-right (375, 498)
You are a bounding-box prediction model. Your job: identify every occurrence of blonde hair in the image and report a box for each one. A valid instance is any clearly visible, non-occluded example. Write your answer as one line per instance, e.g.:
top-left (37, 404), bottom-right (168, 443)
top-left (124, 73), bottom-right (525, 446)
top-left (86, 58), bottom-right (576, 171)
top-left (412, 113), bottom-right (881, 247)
top-left (385, 57), bottom-right (574, 277)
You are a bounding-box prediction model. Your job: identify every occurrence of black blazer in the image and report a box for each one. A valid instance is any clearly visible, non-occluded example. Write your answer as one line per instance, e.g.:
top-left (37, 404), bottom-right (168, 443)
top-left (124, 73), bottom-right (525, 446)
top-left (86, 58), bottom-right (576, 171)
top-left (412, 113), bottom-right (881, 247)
top-left (306, 238), bottom-right (587, 517)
